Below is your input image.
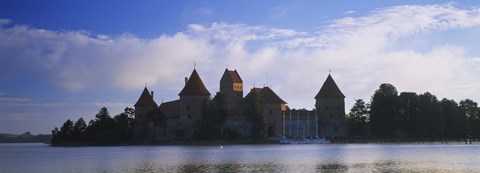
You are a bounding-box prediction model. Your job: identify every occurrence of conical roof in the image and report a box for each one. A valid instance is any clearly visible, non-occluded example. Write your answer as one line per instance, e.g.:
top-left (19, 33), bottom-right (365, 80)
top-left (315, 74), bottom-right (345, 99)
top-left (134, 87), bottom-right (158, 107)
top-left (179, 69), bottom-right (211, 96)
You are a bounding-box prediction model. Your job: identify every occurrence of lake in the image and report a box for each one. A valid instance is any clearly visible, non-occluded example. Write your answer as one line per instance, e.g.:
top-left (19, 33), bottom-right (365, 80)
top-left (1, 143), bottom-right (480, 172)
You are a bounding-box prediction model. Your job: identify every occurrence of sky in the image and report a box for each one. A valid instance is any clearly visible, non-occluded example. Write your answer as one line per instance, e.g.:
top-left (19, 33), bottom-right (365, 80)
top-left (1, 0), bottom-right (480, 134)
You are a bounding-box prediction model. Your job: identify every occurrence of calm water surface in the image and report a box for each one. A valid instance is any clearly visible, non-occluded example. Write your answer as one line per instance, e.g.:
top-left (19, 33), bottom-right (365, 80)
top-left (1, 143), bottom-right (480, 172)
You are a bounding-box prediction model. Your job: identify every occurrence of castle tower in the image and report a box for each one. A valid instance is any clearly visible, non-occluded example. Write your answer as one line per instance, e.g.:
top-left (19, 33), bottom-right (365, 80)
top-left (315, 74), bottom-right (348, 138)
top-left (178, 68), bottom-right (211, 137)
top-left (220, 68), bottom-right (243, 116)
top-left (133, 87), bottom-right (158, 139)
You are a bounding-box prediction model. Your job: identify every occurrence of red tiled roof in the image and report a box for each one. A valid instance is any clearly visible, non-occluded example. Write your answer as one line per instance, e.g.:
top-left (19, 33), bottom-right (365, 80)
top-left (134, 87), bottom-right (158, 107)
top-left (159, 100), bottom-right (180, 119)
top-left (315, 74), bottom-right (345, 99)
top-left (179, 69), bottom-right (211, 96)
top-left (221, 68), bottom-right (243, 83)
top-left (244, 87), bottom-right (287, 104)
top-left (260, 87), bottom-right (287, 104)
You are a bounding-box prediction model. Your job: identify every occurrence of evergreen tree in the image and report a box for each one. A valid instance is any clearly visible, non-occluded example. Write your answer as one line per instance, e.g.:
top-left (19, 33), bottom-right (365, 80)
top-left (114, 107), bottom-right (136, 141)
top-left (347, 99), bottom-right (369, 137)
top-left (244, 91), bottom-right (264, 140)
top-left (73, 117), bottom-right (87, 140)
top-left (60, 119), bottom-right (74, 141)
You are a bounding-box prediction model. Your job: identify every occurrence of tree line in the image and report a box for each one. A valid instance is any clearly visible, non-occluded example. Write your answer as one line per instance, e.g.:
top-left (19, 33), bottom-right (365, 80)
top-left (51, 91), bottom-right (265, 144)
top-left (50, 107), bottom-right (135, 145)
top-left (0, 132), bottom-right (51, 143)
top-left (347, 83), bottom-right (480, 139)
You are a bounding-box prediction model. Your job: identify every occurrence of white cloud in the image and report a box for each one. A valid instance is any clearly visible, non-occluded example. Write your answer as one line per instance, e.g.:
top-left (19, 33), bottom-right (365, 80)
top-left (0, 19), bottom-right (11, 26)
top-left (0, 97), bottom-right (31, 104)
top-left (344, 10), bottom-right (356, 15)
top-left (1, 3), bottom-right (480, 110)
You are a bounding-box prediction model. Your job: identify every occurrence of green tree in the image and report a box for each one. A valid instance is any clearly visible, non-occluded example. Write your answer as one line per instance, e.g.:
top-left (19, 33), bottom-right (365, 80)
top-left (73, 117), bottom-right (87, 140)
top-left (114, 107), bottom-right (136, 141)
top-left (51, 127), bottom-right (61, 144)
top-left (244, 91), bottom-right (264, 141)
top-left (86, 107), bottom-right (117, 144)
top-left (440, 98), bottom-right (463, 138)
top-left (415, 92), bottom-right (442, 138)
top-left (194, 92), bottom-right (228, 140)
top-left (459, 99), bottom-right (480, 138)
top-left (60, 119), bottom-right (74, 141)
top-left (96, 107), bottom-right (111, 122)
top-left (369, 83), bottom-right (400, 137)
top-left (347, 99), bottom-right (369, 137)
top-left (398, 92), bottom-right (419, 137)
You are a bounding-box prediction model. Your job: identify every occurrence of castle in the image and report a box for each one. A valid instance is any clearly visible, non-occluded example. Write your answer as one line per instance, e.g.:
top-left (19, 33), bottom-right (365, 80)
top-left (133, 68), bottom-right (348, 140)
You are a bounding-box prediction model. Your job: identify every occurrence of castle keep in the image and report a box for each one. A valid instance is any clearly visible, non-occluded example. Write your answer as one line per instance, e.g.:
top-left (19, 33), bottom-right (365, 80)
top-left (133, 68), bottom-right (348, 140)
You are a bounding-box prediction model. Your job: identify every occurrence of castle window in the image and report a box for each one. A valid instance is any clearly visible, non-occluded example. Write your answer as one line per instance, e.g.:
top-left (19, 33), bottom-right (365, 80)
top-left (188, 114), bottom-right (191, 119)
top-left (334, 123), bottom-right (338, 131)
top-left (269, 110), bottom-right (273, 115)
top-left (186, 106), bottom-right (190, 110)
top-left (336, 106), bottom-right (339, 110)
top-left (329, 114), bottom-right (333, 118)
top-left (325, 106), bottom-right (329, 111)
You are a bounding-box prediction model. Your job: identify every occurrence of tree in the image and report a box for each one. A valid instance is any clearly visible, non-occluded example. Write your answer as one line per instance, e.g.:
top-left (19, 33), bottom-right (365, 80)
top-left (86, 107), bottom-right (117, 144)
top-left (347, 99), bottom-right (369, 137)
top-left (459, 99), bottom-right (480, 138)
top-left (398, 92), bottom-right (419, 137)
top-left (440, 98), bottom-right (463, 138)
top-left (51, 127), bottom-right (61, 144)
top-left (95, 107), bottom-right (111, 122)
top-left (194, 92), bottom-right (228, 140)
top-left (73, 118), bottom-right (87, 140)
top-left (114, 107), bottom-right (136, 141)
top-left (415, 92), bottom-right (442, 138)
top-left (60, 119), bottom-right (74, 141)
top-left (244, 91), bottom-right (264, 140)
top-left (369, 83), bottom-right (400, 137)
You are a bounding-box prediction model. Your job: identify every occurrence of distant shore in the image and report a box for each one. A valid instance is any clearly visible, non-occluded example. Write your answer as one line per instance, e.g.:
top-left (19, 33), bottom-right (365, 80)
top-left (44, 137), bottom-right (480, 147)
top-left (333, 138), bottom-right (477, 145)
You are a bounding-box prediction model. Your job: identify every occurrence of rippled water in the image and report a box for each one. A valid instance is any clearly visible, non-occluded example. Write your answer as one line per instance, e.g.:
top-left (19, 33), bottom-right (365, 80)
top-left (1, 143), bottom-right (480, 172)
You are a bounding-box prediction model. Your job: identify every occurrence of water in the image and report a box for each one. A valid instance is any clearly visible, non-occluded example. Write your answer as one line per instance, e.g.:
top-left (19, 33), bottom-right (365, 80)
top-left (1, 143), bottom-right (480, 172)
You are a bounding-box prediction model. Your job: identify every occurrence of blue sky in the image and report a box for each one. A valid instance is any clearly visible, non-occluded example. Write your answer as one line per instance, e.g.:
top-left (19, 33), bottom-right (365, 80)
top-left (2, 0), bottom-right (480, 134)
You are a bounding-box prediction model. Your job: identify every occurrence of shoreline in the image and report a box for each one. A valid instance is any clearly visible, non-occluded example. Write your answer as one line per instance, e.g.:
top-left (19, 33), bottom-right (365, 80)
top-left (44, 137), bottom-right (479, 147)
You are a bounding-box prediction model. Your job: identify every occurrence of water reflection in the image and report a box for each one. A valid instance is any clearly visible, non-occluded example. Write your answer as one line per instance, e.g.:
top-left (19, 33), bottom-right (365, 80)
top-left (2, 144), bottom-right (480, 173)
top-left (316, 163), bottom-right (349, 172)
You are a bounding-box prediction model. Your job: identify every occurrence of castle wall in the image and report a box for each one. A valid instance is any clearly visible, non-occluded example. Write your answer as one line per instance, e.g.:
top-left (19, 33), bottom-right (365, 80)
top-left (178, 95), bottom-right (210, 138)
top-left (285, 110), bottom-right (317, 138)
top-left (263, 103), bottom-right (285, 137)
top-left (315, 98), bottom-right (349, 138)
top-left (133, 106), bottom-right (155, 140)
